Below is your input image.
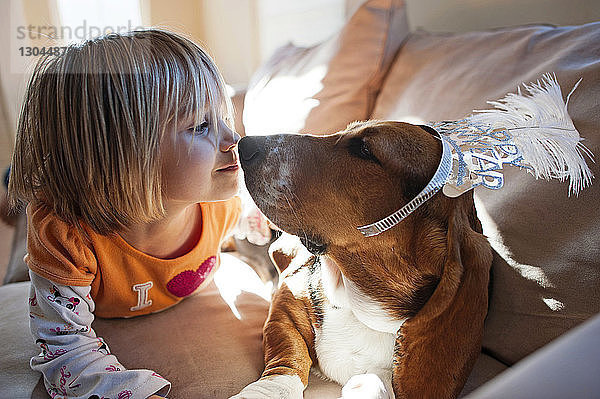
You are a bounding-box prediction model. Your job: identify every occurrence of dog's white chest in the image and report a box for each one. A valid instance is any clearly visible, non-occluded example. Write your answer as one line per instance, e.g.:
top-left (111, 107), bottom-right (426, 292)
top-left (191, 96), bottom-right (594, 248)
top-left (314, 305), bottom-right (396, 385)
top-left (313, 259), bottom-right (400, 386)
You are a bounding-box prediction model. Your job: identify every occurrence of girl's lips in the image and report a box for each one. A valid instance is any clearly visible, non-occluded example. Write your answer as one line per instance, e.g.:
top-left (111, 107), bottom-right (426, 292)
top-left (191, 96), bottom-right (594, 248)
top-left (217, 164), bottom-right (239, 172)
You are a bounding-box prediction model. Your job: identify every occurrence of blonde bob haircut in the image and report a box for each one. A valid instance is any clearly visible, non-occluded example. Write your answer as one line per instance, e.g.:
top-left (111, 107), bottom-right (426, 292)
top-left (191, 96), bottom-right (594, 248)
top-left (9, 29), bottom-right (234, 235)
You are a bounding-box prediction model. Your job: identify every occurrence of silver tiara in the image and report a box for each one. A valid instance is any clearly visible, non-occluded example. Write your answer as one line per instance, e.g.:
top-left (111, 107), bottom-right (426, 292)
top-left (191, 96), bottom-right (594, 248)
top-left (357, 74), bottom-right (593, 237)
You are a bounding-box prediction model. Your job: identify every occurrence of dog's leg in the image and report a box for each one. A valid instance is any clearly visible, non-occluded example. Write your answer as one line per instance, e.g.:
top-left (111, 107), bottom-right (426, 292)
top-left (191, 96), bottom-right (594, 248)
top-left (231, 374), bottom-right (304, 399)
top-left (232, 282), bottom-right (315, 399)
top-left (342, 371), bottom-right (394, 399)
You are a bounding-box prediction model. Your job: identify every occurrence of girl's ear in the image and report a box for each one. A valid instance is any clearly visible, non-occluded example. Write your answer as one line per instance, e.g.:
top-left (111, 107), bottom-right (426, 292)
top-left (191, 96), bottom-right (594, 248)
top-left (391, 200), bottom-right (492, 398)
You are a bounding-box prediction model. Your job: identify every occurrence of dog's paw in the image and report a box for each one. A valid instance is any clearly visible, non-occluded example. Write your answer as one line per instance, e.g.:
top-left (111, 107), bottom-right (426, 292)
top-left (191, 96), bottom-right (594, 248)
top-left (341, 373), bottom-right (393, 399)
top-left (230, 374), bottom-right (304, 399)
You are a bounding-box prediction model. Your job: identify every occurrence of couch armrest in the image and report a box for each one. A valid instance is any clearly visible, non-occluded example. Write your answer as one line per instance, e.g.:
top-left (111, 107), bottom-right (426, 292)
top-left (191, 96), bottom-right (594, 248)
top-left (466, 313), bottom-right (600, 398)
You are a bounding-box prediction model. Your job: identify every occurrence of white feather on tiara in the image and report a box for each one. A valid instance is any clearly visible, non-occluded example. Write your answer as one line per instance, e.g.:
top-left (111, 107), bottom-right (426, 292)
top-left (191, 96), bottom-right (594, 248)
top-left (436, 73), bottom-right (594, 197)
top-left (468, 73), bottom-right (594, 195)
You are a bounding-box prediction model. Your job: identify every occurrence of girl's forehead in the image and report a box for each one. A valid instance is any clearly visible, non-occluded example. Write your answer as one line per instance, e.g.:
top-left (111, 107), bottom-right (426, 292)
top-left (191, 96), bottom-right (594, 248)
top-left (178, 106), bottom-right (210, 123)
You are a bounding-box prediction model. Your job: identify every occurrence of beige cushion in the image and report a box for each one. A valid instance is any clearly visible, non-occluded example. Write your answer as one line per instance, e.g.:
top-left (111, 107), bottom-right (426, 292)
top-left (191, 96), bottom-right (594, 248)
top-left (0, 276), bottom-right (504, 399)
top-left (372, 22), bottom-right (600, 364)
top-left (0, 281), bottom-right (40, 398)
top-left (0, 255), bottom-right (343, 398)
top-left (3, 212), bottom-right (28, 284)
top-left (243, 0), bottom-right (409, 136)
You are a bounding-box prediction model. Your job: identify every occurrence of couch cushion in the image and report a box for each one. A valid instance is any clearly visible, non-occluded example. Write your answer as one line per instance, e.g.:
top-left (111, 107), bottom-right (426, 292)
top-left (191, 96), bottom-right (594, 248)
top-left (243, 0), bottom-right (409, 136)
top-left (459, 353), bottom-right (508, 398)
top-left (0, 254), bottom-right (343, 398)
top-left (0, 281), bottom-right (40, 398)
top-left (0, 275), bottom-right (504, 399)
top-left (3, 212), bottom-right (28, 284)
top-left (372, 22), bottom-right (600, 365)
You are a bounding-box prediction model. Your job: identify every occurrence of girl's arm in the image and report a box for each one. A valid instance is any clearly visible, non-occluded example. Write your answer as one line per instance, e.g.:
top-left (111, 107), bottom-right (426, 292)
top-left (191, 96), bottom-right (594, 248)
top-left (28, 271), bottom-right (170, 398)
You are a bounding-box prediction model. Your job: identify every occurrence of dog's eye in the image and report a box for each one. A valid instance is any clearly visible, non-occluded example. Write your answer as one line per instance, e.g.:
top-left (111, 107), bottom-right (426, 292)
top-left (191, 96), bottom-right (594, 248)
top-left (348, 138), bottom-right (379, 164)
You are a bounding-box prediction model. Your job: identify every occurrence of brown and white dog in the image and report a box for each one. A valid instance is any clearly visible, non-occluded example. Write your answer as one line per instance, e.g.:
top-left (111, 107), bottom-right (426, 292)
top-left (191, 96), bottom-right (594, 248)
top-left (233, 121), bottom-right (493, 399)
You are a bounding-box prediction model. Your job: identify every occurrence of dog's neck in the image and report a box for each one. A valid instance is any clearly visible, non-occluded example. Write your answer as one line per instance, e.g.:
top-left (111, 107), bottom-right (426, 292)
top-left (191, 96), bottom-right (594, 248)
top-left (326, 222), bottom-right (447, 322)
top-left (320, 255), bottom-right (407, 334)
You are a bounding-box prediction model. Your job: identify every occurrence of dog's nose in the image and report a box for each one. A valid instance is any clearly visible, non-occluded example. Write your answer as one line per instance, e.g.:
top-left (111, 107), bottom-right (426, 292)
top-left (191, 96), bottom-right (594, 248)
top-left (239, 136), bottom-right (266, 166)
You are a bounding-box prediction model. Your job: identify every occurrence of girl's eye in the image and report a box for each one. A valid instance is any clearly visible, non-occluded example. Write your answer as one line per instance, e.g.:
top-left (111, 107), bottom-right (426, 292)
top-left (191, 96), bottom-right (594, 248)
top-left (191, 121), bottom-right (209, 135)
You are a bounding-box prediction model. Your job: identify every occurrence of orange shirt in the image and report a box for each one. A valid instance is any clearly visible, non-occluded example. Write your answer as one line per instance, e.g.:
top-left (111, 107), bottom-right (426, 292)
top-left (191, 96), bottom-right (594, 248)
top-left (25, 197), bottom-right (241, 318)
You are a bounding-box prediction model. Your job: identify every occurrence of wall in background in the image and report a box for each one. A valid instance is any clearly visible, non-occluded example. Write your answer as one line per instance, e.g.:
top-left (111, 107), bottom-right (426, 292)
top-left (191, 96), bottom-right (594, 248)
top-left (0, 0), bottom-right (36, 168)
top-left (2, 0), bottom-right (600, 165)
top-left (198, 0), bottom-right (345, 91)
top-left (199, 0), bottom-right (259, 91)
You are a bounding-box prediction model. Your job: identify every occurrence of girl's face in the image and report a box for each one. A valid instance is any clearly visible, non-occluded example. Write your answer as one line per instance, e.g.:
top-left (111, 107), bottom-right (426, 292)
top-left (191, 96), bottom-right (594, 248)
top-left (161, 115), bottom-right (241, 206)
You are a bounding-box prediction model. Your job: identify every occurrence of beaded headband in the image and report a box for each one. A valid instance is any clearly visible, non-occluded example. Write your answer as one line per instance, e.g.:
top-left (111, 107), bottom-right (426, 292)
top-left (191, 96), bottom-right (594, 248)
top-left (358, 74), bottom-right (594, 237)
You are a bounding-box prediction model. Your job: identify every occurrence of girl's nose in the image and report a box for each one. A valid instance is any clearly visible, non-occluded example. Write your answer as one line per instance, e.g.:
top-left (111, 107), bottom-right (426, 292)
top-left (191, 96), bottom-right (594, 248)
top-left (219, 120), bottom-right (240, 152)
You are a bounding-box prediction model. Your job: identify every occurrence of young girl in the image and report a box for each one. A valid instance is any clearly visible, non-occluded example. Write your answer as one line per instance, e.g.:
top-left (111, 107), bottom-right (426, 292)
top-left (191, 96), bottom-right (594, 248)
top-left (9, 29), bottom-right (263, 398)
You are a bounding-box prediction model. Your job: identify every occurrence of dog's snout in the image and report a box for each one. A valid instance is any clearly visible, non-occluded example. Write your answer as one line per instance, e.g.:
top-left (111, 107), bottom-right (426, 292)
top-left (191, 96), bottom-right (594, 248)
top-left (239, 136), bottom-right (266, 167)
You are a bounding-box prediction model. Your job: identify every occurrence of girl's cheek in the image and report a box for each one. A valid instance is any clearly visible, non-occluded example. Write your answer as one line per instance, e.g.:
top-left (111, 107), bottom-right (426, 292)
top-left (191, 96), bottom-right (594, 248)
top-left (176, 137), bottom-right (215, 165)
top-left (187, 146), bottom-right (215, 166)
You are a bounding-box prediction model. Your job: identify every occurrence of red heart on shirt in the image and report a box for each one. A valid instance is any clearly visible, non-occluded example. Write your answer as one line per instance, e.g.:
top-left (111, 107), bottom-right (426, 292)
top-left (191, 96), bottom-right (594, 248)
top-left (166, 256), bottom-right (217, 297)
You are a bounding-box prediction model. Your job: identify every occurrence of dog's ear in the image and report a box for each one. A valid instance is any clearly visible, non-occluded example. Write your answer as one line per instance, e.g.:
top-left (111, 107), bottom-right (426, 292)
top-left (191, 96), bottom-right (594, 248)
top-left (392, 199), bottom-right (492, 399)
top-left (419, 124), bottom-right (439, 137)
